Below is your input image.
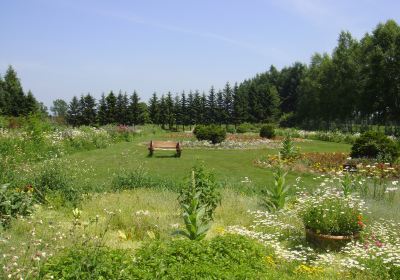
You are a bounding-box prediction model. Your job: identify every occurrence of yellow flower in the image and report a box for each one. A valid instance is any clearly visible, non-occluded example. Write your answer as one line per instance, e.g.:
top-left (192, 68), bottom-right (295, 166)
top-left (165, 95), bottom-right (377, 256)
top-left (264, 256), bottom-right (276, 267)
top-left (295, 264), bottom-right (323, 275)
top-left (214, 226), bottom-right (225, 235)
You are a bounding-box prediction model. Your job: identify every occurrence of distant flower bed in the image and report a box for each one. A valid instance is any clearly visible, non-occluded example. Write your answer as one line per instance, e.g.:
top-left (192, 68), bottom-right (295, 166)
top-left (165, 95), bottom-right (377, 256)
top-left (255, 152), bottom-right (400, 179)
top-left (182, 139), bottom-right (281, 149)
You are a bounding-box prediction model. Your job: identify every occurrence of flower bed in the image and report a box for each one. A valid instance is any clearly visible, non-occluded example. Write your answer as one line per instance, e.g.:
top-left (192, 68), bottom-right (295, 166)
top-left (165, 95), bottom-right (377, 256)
top-left (227, 185), bottom-right (400, 276)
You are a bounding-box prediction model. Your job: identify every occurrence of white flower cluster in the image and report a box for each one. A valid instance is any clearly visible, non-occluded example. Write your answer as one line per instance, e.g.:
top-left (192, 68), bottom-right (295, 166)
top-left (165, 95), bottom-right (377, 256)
top-left (182, 139), bottom-right (280, 150)
top-left (227, 185), bottom-right (400, 274)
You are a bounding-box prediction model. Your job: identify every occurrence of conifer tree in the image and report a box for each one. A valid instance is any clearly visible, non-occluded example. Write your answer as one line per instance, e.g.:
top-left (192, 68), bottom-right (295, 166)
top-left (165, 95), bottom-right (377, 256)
top-left (206, 86), bottom-right (217, 124)
top-left (4, 66), bottom-right (25, 116)
top-left (115, 92), bottom-right (128, 124)
top-left (81, 94), bottom-right (97, 125)
top-left (233, 82), bottom-right (248, 126)
top-left (97, 94), bottom-right (108, 125)
top-left (129, 91), bottom-right (140, 126)
top-left (66, 96), bottom-right (80, 126)
top-left (174, 94), bottom-right (182, 130)
top-left (148, 93), bottom-right (160, 125)
top-left (105, 91), bottom-right (117, 124)
top-left (165, 92), bottom-right (175, 129)
top-left (187, 91), bottom-right (195, 128)
top-left (24, 90), bottom-right (39, 115)
top-left (159, 95), bottom-right (167, 129)
top-left (216, 90), bottom-right (225, 125)
top-left (192, 91), bottom-right (202, 124)
top-left (180, 92), bottom-right (188, 129)
top-left (223, 82), bottom-right (233, 125)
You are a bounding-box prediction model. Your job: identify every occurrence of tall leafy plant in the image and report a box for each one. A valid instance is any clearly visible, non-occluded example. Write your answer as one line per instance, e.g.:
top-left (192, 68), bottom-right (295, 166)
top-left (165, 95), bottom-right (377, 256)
top-left (262, 164), bottom-right (290, 212)
top-left (280, 134), bottom-right (297, 160)
top-left (177, 165), bottom-right (221, 240)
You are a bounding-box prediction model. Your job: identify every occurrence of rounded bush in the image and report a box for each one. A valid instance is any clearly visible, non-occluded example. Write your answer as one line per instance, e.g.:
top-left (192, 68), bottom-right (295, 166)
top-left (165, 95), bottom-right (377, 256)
top-left (193, 125), bottom-right (226, 144)
top-left (350, 131), bottom-right (399, 162)
top-left (236, 122), bottom-right (256, 133)
top-left (259, 125), bottom-right (276, 139)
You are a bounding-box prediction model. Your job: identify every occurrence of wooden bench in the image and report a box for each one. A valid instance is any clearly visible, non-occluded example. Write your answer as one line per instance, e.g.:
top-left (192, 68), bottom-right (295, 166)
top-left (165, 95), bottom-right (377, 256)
top-left (148, 140), bottom-right (182, 157)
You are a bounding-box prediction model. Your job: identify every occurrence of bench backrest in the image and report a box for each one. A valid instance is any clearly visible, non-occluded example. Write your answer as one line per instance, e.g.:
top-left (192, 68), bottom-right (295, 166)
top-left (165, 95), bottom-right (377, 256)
top-left (150, 141), bottom-right (180, 148)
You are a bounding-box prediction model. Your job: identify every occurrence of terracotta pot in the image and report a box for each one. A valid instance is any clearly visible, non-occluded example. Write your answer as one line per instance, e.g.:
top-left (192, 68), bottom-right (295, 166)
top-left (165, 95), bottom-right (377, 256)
top-left (305, 228), bottom-right (360, 251)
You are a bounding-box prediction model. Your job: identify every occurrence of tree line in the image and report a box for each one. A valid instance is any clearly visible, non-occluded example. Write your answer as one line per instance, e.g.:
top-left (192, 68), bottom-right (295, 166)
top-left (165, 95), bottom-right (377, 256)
top-left (2, 19), bottom-right (400, 130)
top-left (61, 20), bottom-right (400, 129)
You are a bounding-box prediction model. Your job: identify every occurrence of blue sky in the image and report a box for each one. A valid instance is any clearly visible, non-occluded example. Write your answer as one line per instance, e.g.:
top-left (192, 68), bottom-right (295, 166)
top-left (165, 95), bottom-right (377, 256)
top-left (1, 0), bottom-right (399, 107)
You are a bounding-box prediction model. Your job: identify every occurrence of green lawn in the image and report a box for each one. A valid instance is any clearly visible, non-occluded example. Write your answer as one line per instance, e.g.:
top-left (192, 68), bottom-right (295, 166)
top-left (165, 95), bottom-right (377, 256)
top-left (68, 133), bottom-right (351, 193)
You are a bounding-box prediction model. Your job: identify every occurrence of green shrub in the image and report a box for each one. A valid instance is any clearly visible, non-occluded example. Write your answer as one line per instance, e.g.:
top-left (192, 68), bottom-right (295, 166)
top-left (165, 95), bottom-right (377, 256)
top-left (236, 122), bottom-right (256, 133)
top-left (0, 184), bottom-right (34, 227)
top-left (39, 235), bottom-right (277, 279)
top-left (38, 246), bottom-right (136, 280)
top-left (31, 160), bottom-right (81, 206)
top-left (350, 131), bottom-right (399, 162)
top-left (130, 235), bottom-right (275, 279)
top-left (193, 125), bottom-right (226, 144)
top-left (259, 124), bottom-right (275, 138)
top-left (226, 126), bottom-right (236, 133)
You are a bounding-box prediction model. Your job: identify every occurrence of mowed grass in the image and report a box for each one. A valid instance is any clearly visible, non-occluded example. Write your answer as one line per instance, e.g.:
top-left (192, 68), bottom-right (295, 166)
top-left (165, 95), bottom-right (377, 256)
top-left (67, 132), bottom-right (351, 192)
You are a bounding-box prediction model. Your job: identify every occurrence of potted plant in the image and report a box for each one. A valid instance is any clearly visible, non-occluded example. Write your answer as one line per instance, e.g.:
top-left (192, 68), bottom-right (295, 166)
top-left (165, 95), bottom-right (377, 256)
top-left (300, 188), bottom-right (365, 250)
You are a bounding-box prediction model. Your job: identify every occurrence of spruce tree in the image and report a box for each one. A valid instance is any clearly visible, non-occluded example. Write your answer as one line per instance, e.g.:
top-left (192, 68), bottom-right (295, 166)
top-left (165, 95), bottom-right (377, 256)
top-left (174, 94), bottom-right (182, 130)
top-left (24, 90), bottom-right (39, 115)
top-left (192, 91), bottom-right (202, 124)
top-left (97, 94), bottom-right (108, 125)
top-left (233, 82), bottom-right (248, 126)
top-left (180, 92), bottom-right (188, 129)
top-left (66, 96), bottom-right (81, 126)
top-left (129, 91), bottom-right (140, 126)
top-left (201, 93), bottom-right (207, 125)
top-left (187, 91), bottom-right (195, 128)
top-left (159, 95), bottom-right (167, 129)
top-left (148, 93), bottom-right (160, 125)
top-left (137, 102), bottom-right (149, 124)
top-left (115, 92), bottom-right (128, 125)
top-left (165, 92), bottom-right (175, 129)
top-left (206, 86), bottom-right (217, 124)
top-left (216, 90), bottom-right (225, 125)
top-left (223, 82), bottom-right (233, 125)
top-left (82, 94), bottom-right (97, 126)
top-left (105, 91), bottom-right (117, 124)
top-left (4, 65), bottom-right (25, 116)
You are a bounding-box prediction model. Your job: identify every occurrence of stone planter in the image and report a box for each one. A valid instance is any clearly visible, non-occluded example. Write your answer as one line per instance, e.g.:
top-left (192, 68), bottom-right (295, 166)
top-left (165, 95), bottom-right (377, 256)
top-left (305, 228), bottom-right (360, 251)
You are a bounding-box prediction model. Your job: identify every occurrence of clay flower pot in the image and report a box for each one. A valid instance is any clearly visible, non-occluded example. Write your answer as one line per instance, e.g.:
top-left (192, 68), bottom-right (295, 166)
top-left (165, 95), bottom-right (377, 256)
top-left (305, 228), bottom-right (360, 251)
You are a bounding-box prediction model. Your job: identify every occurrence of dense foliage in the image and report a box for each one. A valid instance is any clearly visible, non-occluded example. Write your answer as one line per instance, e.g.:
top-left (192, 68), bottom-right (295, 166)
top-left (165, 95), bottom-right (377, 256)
top-left (193, 125), bottom-right (226, 144)
top-left (0, 66), bottom-right (46, 117)
top-left (39, 235), bottom-right (276, 279)
top-left (0, 184), bottom-right (33, 227)
top-left (350, 131), bottom-right (399, 162)
top-left (259, 124), bottom-right (275, 138)
top-left (179, 165), bottom-right (221, 222)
